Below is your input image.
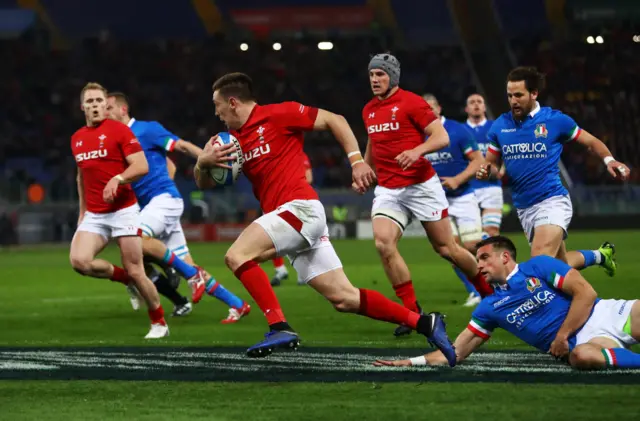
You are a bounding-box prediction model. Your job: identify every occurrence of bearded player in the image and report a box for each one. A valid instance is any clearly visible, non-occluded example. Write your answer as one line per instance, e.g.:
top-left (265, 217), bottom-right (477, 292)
top-left (70, 83), bottom-right (168, 338)
top-left (106, 92), bottom-right (250, 323)
top-left (270, 151), bottom-right (313, 286)
top-left (375, 236), bottom-right (640, 370)
top-left (465, 94), bottom-right (503, 238)
top-left (360, 53), bottom-right (493, 337)
top-left (194, 72), bottom-right (457, 365)
top-left (477, 67), bottom-right (623, 274)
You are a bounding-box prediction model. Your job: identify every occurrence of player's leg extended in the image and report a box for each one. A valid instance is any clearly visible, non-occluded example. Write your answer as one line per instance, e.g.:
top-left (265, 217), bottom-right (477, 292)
top-left (372, 216), bottom-right (419, 311)
top-left (423, 218), bottom-right (493, 298)
top-left (559, 242), bottom-right (617, 277)
top-left (529, 224), bottom-right (565, 258)
top-left (69, 230), bottom-right (135, 286)
top-left (570, 300), bottom-right (640, 369)
top-left (117, 235), bottom-right (169, 338)
top-left (143, 259), bottom-right (191, 317)
top-left (305, 259), bottom-right (456, 367)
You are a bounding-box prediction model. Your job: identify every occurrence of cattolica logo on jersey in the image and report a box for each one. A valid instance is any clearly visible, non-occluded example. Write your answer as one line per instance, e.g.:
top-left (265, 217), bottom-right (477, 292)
top-left (75, 149), bottom-right (108, 162)
top-left (534, 124), bottom-right (548, 138)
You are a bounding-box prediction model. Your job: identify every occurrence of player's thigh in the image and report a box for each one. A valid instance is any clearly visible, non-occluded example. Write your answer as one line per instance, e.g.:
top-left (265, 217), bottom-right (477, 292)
top-left (529, 224), bottom-right (565, 257)
top-left (371, 185), bottom-right (412, 232)
top-left (225, 222), bottom-right (278, 271)
top-left (449, 194), bottom-right (482, 250)
top-left (372, 215), bottom-right (403, 252)
top-left (575, 299), bottom-right (638, 348)
top-left (402, 176), bottom-right (449, 223)
top-left (423, 217), bottom-right (457, 251)
top-left (140, 195), bottom-right (183, 239)
top-left (165, 224), bottom-right (190, 261)
top-left (517, 195), bottom-right (572, 246)
top-left (116, 235), bottom-right (145, 277)
top-left (69, 229), bottom-right (109, 267)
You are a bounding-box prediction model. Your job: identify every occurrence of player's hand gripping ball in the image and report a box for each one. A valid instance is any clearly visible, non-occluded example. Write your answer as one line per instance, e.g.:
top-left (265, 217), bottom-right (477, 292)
top-left (206, 133), bottom-right (244, 186)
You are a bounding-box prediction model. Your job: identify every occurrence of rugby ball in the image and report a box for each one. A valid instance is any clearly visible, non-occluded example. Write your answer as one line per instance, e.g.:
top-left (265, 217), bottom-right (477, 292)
top-left (208, 132), bottom-right (243, 186)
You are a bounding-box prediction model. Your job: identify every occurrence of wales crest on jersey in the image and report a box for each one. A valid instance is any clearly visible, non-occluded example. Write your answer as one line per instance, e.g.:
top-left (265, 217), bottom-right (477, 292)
top-left (534, 124), bottom-right (548, 138)
top-left (526, 277), bottom-right (542, 293)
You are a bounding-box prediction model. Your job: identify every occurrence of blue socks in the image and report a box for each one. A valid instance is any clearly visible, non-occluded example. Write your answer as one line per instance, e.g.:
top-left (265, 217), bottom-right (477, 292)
top-left (578, 250), bottom-right (602, 268)
top-left (454, 265), bottom-right (479, 296)
top-left (162, 249), bottom-right (198, 279)
top-left (206, 278), bottom-right (244, 309)
top-left (602, 348), bottom-right (640, 368)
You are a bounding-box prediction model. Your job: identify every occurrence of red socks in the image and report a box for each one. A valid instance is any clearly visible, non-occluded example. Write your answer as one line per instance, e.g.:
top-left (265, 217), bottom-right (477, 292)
top-left (469, 272), bottom-right (494, 298)
top-left (358, 289), bottom-right (420, 329)
top-left (148, 305), bottom-right (166, 326)
top-left (393, 280), bottom-right (419, 312)
top-left (235, 260), bottom-right (286, 325)
top-left (272, 257), bottom-right (285, 268)
top-left (110, 266), bottom-right (131, 285)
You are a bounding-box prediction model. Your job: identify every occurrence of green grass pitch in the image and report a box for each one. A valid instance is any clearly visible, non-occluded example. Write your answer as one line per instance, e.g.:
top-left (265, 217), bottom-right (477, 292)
top-left (1, 231), bottom-right (639, 420)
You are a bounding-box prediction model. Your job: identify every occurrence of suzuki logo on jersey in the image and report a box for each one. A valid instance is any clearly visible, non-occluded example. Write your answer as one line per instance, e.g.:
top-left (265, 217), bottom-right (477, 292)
top-left (502, 142), bottom-right (547, 160)
top-left (425, 151), bottom-right (453, 164)
top-left (75, 149), bottom-right (108, 162)
top-left (506, 289), bottom-right (556, 327)
top-left (244, 144), bottom-right (271, 162)
top-left (368, 122), bottom-right (400, 134)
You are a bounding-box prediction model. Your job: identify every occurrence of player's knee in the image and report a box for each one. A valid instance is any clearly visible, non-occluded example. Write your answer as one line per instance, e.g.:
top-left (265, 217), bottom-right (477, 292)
top-left (69, 254), bottom-right (93, 276)
top-left (224, 250), bottom-right (244, 272)
top-left (327, 286), bottom-right (360, 313)
top-left (374, 235), bottom-right (398, 260)
top-left (569, 346), bottom-right (605, 370)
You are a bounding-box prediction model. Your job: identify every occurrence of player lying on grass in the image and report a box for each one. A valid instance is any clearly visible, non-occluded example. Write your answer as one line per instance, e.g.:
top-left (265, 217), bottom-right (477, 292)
top-left (375, 236), bottom-right (640, 370)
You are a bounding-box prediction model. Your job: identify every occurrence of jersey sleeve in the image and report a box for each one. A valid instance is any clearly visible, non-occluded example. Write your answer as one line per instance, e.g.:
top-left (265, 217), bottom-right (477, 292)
top-left (486, 124), bottom-right (501, 156)
top-left (460, 127), bottom-right (479, 157)
top-left (525, 255), bottom-right (573, 290)
top-left (117, 125), bottom-right (143, 157)
top-left (149, 122), bottom-right (180, 152)
top-left (407, 96), bottom-right (437, 132)
top-left (467, 302), bottom-right (497, 339)
top-left (554, 112), bottom-right (582, 144)
top-left (272, 102), bottom-right (319, 132)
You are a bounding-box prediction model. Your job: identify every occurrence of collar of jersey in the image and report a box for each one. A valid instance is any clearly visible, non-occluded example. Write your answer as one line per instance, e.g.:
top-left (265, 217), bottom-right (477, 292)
top-left (236, 104), bottom-right (259, 133)
top-left (506, 264), bottom-right (519, 280)
top-left (528, 102), bottom-right (541, 118)
top-left (127, 117), bottom-right (136, 127)
top-left (466, 118), bottom-right (487, 128)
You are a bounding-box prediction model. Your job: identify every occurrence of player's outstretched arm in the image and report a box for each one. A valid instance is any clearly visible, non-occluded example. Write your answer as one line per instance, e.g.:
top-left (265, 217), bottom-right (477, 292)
top-left (549, 269), bottom-right (598, 359)
top-left (173, 140), bottom-right (203, 158)
top-left (313, 109), bottom-right (376, 192)
top-left (574, 130), bottom-right (630, 180)
top-left (442, 150), bottom-right (484, 191)
top-left (373, 328), bottom-right (486, 367)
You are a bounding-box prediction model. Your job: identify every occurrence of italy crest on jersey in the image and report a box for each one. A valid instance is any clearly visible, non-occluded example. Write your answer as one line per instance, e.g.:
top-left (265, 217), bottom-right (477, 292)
top-left (526, 277), bottom-right (542, 293)
top-left (534, 124), bottom-right (548, 138)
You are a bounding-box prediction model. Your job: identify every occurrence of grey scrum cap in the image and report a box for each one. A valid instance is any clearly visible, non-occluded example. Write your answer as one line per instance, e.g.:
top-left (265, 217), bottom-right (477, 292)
top-left (368, 53), bottom-right (401, 87)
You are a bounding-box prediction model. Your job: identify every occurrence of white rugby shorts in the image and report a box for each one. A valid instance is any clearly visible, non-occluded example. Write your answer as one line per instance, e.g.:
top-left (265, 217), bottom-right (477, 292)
top-left (371, 175), bottom-right (448, 230)
top-left (448, 193), bottom-right (483, 244)
top-left (255, 199), bottom-right (342, 284)
top-left (575, 299), bottom-right (638, 348)
top-left (474, 186), bottom-right (504, 210)
top-left (516, 195), bottom-right (573, 244)
top-left (139, 193), bottom-right (189, 257)
top-left (76, 203), bottom-right (141, 239)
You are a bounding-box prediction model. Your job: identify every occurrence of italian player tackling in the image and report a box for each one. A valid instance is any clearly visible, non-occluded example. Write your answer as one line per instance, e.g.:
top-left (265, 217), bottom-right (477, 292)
top-left (360, 54), bottom-right (493, 336)
top-left (69, 83), bottom-right (168, 339)
top-left (375, 236), bottom-right (640, 370)
top-left (195, 73), bottom-right (456, 364)
top-left (477, 67), bottom-right (625, 274)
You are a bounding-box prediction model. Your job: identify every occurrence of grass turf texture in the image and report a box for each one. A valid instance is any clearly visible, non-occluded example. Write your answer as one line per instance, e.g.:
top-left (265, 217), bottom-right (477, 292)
top-left (1, 231), bottom-right (639, 418)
